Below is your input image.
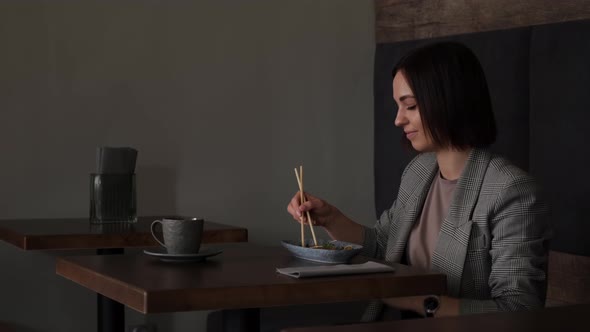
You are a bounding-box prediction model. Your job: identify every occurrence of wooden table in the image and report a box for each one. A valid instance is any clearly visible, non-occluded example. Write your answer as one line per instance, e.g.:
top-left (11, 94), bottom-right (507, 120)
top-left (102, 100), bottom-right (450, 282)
top-left (281, 303), bottom-right (590, 332)
top-left (0, 216), bottom-right (248, 250)
top-left (0, 216), bottom-right (248, 332)
top-left (56, 243), bottom-right (446, 331)
top-left (0, 321), bottom-right (15, 332)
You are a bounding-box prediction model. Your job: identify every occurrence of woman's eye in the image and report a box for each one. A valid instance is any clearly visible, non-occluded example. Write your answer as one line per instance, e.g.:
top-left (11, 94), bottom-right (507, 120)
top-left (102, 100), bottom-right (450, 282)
top-left (407, 105), bottom-right (417, 110)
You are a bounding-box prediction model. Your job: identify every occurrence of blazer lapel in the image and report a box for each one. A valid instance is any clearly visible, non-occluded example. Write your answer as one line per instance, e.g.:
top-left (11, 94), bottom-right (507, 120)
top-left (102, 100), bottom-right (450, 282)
top-left (385, 153), bottom-right (438, 262)
top-left (431, 148), bottom-right (492, 296)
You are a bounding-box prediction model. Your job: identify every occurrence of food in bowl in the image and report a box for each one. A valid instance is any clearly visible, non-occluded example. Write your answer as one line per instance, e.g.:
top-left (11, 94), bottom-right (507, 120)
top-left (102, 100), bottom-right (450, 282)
top-left (310, 243), bottom-right (354, 250)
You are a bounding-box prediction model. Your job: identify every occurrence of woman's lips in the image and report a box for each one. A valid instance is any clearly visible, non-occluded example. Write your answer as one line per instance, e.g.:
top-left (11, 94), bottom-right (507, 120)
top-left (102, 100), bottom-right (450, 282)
top-left (405, 131), bottom-right (417, 139)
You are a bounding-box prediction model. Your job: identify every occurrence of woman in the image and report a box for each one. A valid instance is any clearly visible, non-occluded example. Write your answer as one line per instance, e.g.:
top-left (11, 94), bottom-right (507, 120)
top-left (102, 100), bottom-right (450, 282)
top-left (287, 42), bottom-right (550, 321)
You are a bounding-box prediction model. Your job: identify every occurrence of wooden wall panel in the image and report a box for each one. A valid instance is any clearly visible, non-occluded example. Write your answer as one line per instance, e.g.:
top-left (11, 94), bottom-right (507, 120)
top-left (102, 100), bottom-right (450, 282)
top-left (375, 0), bottom-right (590, 43)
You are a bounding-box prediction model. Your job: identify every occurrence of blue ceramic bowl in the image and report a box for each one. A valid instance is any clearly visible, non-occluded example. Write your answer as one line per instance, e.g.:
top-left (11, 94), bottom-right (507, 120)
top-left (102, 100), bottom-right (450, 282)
top-left (281, 239), bottom-right (363, 264)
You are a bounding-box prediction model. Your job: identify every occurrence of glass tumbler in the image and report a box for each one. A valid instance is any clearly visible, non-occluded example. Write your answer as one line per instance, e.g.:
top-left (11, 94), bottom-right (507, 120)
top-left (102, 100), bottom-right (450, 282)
top-left (89, 173), bottom-right (137, 224)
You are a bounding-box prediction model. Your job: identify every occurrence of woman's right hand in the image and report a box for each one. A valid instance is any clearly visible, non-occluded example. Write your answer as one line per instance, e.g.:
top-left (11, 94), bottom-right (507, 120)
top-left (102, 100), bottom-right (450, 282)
top-left (286, 191), bottom-right (340, 228)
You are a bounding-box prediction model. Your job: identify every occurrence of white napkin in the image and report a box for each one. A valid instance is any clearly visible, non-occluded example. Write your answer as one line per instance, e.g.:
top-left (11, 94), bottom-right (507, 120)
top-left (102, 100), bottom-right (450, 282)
top-left (276, 261), bottom-right (395, 279)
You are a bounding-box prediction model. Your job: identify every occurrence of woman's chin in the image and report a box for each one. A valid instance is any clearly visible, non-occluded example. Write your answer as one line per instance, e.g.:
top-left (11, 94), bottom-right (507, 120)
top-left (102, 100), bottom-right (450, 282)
top-left (411, 143), bottom-right (436, 153)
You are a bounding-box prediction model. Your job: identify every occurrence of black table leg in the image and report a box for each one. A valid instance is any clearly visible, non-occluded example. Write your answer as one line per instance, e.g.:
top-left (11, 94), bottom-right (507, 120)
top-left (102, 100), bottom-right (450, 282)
top-left (220, 308), bottom-right (260, 332)
top-left (97, 248), bottom-right (125, 332)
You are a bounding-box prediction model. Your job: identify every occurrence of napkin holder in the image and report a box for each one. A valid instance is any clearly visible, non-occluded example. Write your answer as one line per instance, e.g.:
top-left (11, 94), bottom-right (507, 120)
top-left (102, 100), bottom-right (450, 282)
top-left (89, 147), bottom-right (138, 224)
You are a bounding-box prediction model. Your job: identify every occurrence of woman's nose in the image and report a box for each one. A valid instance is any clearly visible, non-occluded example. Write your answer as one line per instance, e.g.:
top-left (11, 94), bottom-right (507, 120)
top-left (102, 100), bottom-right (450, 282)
top-left (394, 109), bottom-right (407, 127)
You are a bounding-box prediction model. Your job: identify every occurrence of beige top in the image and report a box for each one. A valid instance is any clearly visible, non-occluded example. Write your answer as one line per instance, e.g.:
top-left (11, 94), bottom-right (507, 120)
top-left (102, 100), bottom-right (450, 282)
top-left (407, 172), bottom-right (457, 270)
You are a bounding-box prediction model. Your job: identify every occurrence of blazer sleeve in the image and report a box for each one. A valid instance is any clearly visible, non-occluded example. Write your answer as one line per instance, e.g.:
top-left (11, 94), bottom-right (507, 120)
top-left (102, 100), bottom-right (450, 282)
top-left (460, 175), bottom-right (551, 314)
top-left (360, 155), bottom-right (419, 260)
top-left (360, 199), bottom-right (399, 260)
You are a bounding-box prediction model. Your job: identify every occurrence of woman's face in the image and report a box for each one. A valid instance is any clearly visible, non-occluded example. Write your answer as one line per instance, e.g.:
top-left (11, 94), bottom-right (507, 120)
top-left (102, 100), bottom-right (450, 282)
top-left (392, 71), bottom-right (435, 152)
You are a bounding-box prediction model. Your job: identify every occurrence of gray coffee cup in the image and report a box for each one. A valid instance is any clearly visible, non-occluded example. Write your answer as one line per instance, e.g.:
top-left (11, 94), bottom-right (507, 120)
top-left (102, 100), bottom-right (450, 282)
top-left (150, 217), bottom-right (204, 254)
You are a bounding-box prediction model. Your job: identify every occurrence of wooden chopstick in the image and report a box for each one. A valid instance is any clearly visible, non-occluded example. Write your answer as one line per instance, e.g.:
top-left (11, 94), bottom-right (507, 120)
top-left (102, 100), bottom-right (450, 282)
top-left (294, 166), bottom-right (318, 247)
top-left (299, 166), bottom-right (318, 246)
top-left (295, 168), bottom-right (305, 247)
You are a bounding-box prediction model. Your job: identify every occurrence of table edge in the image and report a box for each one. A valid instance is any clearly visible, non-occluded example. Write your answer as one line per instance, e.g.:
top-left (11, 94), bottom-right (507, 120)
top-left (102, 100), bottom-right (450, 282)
top-left (1, 222), bottom-right (248, 250)
top-left (56, 257), bottom-right (148, 313)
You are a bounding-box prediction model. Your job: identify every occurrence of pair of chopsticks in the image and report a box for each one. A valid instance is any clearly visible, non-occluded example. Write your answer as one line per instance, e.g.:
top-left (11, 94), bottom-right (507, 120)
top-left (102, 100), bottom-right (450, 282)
top-left (294, 166), bottom-right (318, 247)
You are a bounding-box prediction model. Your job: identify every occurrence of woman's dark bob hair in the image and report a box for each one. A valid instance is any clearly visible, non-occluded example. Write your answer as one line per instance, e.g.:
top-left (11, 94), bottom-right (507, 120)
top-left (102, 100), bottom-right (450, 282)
top-left (394, 42), bottom-right (496, 149)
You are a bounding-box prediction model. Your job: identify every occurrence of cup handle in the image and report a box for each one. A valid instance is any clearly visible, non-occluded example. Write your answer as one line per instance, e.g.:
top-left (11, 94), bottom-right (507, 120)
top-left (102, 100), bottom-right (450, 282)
top-left (150, 220), bottom-right (167, 248)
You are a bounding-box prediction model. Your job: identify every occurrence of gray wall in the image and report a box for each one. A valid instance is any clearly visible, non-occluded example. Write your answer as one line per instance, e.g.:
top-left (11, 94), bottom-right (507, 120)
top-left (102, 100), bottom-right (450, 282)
top-left (0, 1), bottom-right (375, 331)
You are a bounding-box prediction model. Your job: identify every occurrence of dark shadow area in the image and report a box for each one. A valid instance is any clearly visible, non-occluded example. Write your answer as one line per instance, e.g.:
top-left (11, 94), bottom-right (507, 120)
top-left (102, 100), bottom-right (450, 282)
top-left (207, 302), bottom-right (369, 332)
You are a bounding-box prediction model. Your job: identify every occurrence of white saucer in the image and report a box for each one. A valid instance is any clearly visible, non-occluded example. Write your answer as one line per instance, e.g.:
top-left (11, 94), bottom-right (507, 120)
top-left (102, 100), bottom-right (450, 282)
top-left (143, 247), bottom-right (223, 263)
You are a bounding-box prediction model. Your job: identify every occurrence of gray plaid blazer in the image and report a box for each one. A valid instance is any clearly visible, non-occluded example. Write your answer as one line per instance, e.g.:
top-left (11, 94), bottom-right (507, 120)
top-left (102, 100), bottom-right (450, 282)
top-left (361, 148), bottom-right (550, 321)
